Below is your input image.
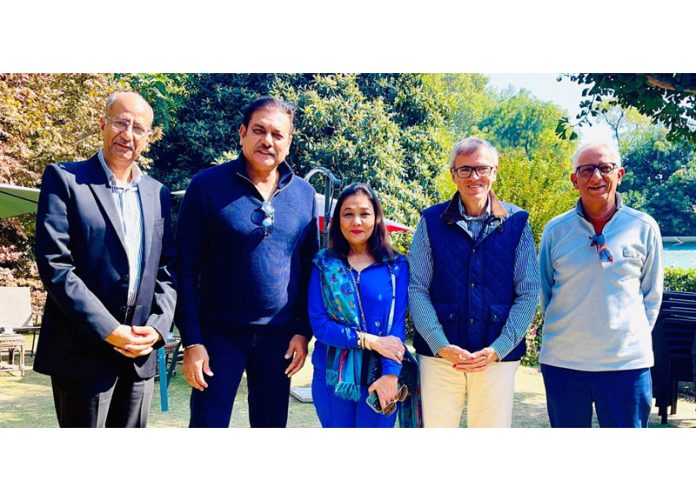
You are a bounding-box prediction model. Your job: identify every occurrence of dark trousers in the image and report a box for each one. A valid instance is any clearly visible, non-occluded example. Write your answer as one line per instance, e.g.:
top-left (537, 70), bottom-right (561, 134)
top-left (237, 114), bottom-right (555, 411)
top-left (51, 370), bottom-right (154, 428)
top-left (189, 332), bottom-right (292, 428)
top-left (541, 364), bottom-right (652, 428)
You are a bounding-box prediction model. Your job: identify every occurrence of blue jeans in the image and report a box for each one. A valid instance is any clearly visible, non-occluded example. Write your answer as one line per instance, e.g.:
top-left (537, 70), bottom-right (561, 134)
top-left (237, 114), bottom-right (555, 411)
top-left (312, 371), bottom-right (397, 428)
top-left (189, 331), bottom-right (293, 428)
top-left (541, 364), bottom-right (652, 428)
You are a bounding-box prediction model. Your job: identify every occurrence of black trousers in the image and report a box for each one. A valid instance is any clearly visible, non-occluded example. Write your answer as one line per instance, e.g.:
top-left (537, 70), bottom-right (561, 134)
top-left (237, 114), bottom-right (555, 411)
top-left (51, 368), bottom-right (154, 428)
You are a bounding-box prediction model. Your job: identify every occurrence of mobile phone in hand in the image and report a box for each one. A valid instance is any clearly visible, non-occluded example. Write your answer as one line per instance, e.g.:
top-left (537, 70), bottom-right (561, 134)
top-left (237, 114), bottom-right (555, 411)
top-left (366, 390), bottom-right (382, 413)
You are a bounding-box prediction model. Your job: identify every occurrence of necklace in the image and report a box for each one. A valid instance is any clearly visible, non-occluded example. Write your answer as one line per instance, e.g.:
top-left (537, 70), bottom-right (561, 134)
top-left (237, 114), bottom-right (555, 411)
top-left (347, 264), bottom-right (362, 285)
top-left (347, 253), bottom-right (374, 285)
top-left (346, 265), bottom-right (367, 330)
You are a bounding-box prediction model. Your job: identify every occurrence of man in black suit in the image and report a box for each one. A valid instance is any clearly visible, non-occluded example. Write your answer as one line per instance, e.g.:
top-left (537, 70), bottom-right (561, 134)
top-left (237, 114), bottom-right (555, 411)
top-left (34, 91), bottom-right (176, 428)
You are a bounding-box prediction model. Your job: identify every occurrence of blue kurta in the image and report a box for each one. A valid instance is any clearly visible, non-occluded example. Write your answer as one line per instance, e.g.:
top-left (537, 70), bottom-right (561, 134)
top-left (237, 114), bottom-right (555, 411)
top-left (309, 254), bottom-right (409, 428)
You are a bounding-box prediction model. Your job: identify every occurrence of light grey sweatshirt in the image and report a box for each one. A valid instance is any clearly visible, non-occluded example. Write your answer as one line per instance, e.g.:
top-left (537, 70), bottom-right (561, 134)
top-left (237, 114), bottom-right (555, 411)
top-left (539, 196), bottom-right (663, 371)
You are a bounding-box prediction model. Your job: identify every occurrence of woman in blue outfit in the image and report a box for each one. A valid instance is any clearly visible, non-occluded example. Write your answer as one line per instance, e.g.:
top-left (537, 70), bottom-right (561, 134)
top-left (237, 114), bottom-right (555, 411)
top-left (309, 183), bottom-right (409, 428)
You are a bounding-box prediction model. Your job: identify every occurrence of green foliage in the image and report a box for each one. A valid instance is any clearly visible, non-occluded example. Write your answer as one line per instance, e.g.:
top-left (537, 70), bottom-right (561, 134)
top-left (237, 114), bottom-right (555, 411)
top-left (478, 90), bottom-right (574, 163)
top-left (620, 125), bottom-right (696, 235)
top-left (283, 74), bottom-right (449, 226)
top-left (434, 86), bottom-right (579, 244)
top-left (491, 148), bottom-right (577, 243)
top-left (593, 99), bottom-right (653, 144)
top-left (0, 73), bottom-right (126, 185)
top-left (119, 73), bottom-right (192, 134)
top-left (664, 268), bottom-right (696, 293)
top-left (521, 309), bottom-right (543, 367)
top-left (0, 73), bottom-right (127, 309)
top-left (147, 73), bottom-right (453, 228)
top-left (564, 73), bottom-right (696, 144)
top-left (439, 74), bottom-right (495, 138)
top-left (144, 73), bottom-right (282, 189)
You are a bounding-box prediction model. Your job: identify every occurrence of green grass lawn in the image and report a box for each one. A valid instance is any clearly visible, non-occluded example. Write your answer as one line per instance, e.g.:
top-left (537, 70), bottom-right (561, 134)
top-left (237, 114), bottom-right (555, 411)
top-left (2, 337), bottom-right (695, 428)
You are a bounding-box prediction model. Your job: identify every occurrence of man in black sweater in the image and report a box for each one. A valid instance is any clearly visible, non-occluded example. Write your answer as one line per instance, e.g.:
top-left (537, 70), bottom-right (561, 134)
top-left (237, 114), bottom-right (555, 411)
top-left (175, 97), bottom-right (319, 427)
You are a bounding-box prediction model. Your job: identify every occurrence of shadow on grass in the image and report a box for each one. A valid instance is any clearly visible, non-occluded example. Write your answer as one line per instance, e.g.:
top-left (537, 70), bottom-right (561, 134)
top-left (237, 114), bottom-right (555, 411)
top-left (513, 391), bottom-right (551, 428)
top-left (2, 362), bottom-right (695, 428)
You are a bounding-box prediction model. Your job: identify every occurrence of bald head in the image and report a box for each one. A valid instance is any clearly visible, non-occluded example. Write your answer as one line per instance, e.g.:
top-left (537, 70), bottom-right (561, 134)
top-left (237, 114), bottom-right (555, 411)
top-left (572, 143), bottom-right (621, 170)
top-left (100, 91), bottom-right (154, 171)
top-left (104, 91), bottom-right (154, 128)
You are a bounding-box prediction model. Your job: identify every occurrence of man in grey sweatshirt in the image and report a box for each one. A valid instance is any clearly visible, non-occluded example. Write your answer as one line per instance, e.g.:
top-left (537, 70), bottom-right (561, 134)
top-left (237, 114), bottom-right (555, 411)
top-left (539, 143), bottom-right (663, 428)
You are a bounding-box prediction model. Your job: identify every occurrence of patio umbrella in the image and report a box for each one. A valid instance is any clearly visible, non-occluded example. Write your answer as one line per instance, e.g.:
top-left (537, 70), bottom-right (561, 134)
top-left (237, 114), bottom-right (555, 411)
top-left (4, 185), bottom-right (413, 233)
top-left (0, 184), bottom-right (40, 218)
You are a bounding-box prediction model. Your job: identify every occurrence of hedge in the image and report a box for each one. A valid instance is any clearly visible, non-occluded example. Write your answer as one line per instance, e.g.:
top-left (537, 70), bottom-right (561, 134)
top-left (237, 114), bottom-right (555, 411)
top-left (664, 267), bottom-right (696, 292)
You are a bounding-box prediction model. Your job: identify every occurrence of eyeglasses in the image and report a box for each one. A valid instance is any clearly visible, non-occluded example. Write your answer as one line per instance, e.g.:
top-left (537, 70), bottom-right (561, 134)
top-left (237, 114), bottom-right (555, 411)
top-left (575, 163), bottom-right (618, 178)
top-left (259, 200), bottom-right (274, 237)
top-left (106, 117), bottom-right (150, 139)
top-left (590, 233), bottom-right (614, 263)
top-left (451, 165), bottom-right (494, 179)
top-left (366, 384), bottom-right (409, 416)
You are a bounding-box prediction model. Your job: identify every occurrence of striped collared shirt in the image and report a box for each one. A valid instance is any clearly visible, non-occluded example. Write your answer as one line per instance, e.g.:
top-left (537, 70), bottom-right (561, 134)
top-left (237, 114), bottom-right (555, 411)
top-left (97, 149), bottom-right (144, 307)
top-left (408, 194), bottom-right (540, 359)
top-left (457, 196), bottom-right (491, 240)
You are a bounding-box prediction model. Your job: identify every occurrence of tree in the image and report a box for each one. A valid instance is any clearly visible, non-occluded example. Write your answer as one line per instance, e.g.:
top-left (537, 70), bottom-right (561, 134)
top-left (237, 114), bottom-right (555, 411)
top-left (563, 73), bottom-right (696, 144)
top-left (432, 87), bottom-right (579, 243)
top-left (592, 99), bottom-right (653, 144)
top-left (121, 73), bottom-right (192, 135)
top-left (0, 73), bottom-right (126, 186)
top-left (0, 73), bottom-right (127, 308)
top-left (145, 73), bottom-right (456, 230)
top-left (434, 147), bottom-right (577, 245)
top-left (477, 89), bottom-right (575, 165)
top-left (620, 125), bottom-right (696, 236)
top-left (143, 73), bottom-right (280, 190)
top-left (289, 73), bottom-right (451, 226)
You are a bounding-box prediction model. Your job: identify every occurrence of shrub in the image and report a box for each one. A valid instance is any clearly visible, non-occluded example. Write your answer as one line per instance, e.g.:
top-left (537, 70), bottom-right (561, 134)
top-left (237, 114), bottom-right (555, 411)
top-left (522, 309), bottom-right (543, 367)
top-left (664, 268), bottom-right (696, 292)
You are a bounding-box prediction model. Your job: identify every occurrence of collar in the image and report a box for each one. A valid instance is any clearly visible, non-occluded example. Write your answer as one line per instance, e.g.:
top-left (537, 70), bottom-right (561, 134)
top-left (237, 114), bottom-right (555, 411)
top-left (575, 192), bottom-right (624, 219)
top-left (233, 155), bottom-right (294, 191)
top-left (441, 190), bottom-right (508, 224)
top-left (98, 149), bottom-right (142, 188)
top-left (458, 196), bottom-right (491, 220)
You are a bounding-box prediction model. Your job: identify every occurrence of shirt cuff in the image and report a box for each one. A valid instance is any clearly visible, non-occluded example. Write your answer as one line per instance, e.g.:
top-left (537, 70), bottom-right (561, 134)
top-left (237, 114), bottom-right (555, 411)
top-left (428, 335), bottom-right (450, 358)
top-left (490, 336), bottom-right (514, 361)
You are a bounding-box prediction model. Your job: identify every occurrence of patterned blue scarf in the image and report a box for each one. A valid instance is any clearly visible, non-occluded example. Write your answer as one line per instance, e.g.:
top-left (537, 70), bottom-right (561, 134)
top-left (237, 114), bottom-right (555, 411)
top-left (313, 248), bottom-right (364, 401)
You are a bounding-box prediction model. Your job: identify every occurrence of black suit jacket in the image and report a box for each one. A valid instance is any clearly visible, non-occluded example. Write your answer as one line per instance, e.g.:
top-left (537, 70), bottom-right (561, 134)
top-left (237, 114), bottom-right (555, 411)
top-left (34, 154), bottom-right (176, 384)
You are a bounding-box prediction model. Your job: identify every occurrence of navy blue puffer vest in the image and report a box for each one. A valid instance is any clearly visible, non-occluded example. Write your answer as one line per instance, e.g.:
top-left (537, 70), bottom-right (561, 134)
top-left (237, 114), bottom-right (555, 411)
top-left (413, 195), bottom-right (529, 361)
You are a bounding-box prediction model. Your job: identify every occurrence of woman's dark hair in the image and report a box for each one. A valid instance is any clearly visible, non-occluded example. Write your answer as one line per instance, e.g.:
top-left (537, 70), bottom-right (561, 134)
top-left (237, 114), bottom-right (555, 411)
top-left (242, 96), bottom-right (295, 132)
top-left (328, 183), bottom-right (395, 261)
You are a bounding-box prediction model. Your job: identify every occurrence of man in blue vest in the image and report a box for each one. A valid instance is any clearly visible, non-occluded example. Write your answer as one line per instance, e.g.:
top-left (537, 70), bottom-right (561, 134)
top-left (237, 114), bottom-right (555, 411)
top-left (409, 137), bottom-right (539, 427)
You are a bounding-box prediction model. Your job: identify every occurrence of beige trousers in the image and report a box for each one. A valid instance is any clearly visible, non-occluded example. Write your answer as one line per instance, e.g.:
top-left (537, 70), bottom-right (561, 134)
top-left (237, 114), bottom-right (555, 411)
top-left (419, 354), bottom-right (520, 428)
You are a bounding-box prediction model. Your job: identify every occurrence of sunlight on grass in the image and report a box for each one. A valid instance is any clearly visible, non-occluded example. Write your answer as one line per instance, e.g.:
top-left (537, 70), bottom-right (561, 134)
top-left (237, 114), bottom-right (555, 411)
top-left (2, 356), bottom-right (694, 428)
